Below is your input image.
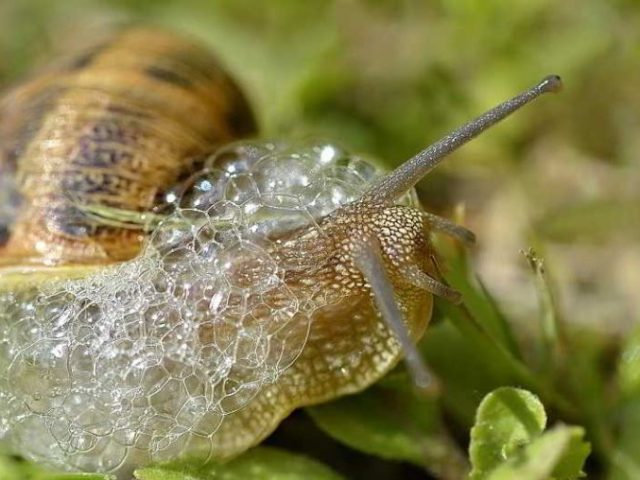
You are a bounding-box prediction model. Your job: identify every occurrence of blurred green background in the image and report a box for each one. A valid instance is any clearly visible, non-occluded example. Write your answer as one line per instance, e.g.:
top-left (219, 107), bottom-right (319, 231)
top-left (1, 1), bottom-right (639, 479)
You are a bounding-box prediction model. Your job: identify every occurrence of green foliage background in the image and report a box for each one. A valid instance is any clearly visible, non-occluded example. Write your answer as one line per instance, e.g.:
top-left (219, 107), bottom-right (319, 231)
top-left (0, 1), bottom-right (639, 479)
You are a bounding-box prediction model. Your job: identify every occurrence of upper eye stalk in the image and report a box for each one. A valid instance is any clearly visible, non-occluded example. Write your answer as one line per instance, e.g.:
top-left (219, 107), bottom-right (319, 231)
top-left (363, 75), bottom-right (563, 205)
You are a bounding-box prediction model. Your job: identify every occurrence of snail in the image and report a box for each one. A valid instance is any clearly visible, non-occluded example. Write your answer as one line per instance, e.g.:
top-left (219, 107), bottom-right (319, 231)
top-left (0, 27), bottom-right (561, 476)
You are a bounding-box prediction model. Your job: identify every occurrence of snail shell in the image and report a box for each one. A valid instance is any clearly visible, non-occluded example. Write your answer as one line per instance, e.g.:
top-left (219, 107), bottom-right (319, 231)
top-left (0, 27), bottom-right (256, 266)
top-left (0, 26), bottom-right (560, 477)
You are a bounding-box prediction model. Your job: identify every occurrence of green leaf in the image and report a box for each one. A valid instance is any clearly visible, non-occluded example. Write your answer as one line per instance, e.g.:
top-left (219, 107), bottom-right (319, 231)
top-left (134, 447), bottom-right (344, 480)
top-left (32, 475), bottom-right (110, 480)
top-left (469, 388), bottom-right (590, 480)
top-left (608, 403), bottom-right (640, 480)
top-left (608, 326), bottom-right (640, 479)
top-left (441, 245), bottom-right (522, 360)
top-left (307, 372), bottom-right (468, 479)
top-left (551, 427), bottom-right (591, 479)
top-left (556, 330), bottom-right (609, 459)
top-left (0, 452), bottom-right (112, 480)
top-left (488, 425), bottom-right (590, 480)
top-left (521, 248), bottom-right (565, 371)
top-left (421, 321), bottom-right (515, 427)
top-left (469, 387), bottom-right (547, 479)
top-left (617, 324), bottom-right (640, 398)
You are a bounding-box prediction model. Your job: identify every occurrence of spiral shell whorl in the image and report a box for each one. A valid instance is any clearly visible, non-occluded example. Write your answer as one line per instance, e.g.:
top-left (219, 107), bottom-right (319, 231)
top-left (0, 28), bottom-right (256, 265)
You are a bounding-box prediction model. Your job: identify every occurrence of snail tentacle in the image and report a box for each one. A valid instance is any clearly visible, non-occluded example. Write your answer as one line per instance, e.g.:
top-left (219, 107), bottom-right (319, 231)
top-left (352, 235), bottom-right (433, 391)
top-left (400, 263), bottom-right (461, 304)
top-left (362, 75), bottom-right (563, 204)
top-left (420, 211), bottom-right (476, 246)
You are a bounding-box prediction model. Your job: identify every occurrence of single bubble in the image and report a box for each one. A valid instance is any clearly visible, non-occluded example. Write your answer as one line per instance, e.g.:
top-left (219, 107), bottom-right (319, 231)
top-left (214, 241), bottom-right (280, 293)
top-left (252, 153), bottom-right (319, 196)
top-left (206, 140), bottom-right (280, 174)
top-left (224, 173), bottom-right (259, 205)
top-left (176, 169), bottom-right (228, 211)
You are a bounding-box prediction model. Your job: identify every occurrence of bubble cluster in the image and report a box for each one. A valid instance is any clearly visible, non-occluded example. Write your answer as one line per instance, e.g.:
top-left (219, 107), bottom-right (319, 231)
top-left (0, 141), bottom-right (389, 474)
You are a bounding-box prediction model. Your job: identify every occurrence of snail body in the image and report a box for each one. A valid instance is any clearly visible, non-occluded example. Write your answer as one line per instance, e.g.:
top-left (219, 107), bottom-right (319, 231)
top-left (0, 27), bottom-right (561, 476)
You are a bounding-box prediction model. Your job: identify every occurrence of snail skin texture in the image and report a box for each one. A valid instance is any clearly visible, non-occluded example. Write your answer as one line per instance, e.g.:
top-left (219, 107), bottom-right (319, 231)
top-left (0, 27), bottom-right (561, 476)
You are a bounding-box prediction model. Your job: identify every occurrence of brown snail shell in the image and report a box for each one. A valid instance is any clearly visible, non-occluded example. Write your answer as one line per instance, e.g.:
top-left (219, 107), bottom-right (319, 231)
top-left (0, 27), bottom-right (256, 267)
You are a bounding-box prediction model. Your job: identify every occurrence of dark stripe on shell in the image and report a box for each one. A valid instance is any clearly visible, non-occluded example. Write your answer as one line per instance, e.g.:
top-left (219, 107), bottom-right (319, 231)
top-left (145, 65), bottom-right (194, 89)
